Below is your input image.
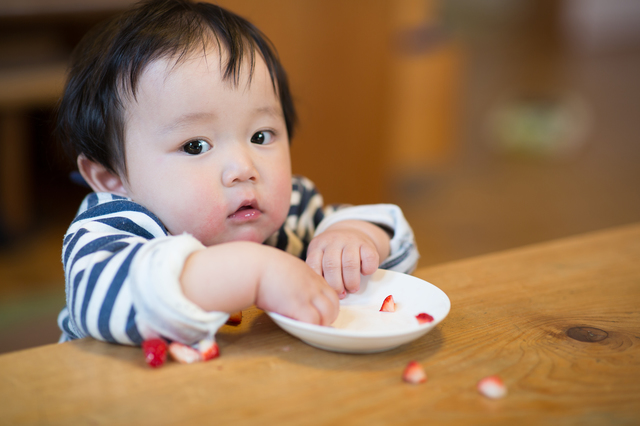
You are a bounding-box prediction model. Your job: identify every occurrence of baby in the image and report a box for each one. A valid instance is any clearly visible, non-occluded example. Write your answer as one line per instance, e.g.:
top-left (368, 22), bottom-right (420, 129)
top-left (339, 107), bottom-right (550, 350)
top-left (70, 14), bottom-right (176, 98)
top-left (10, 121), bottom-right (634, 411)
top-left (55, 0), bottom-right (419, 346)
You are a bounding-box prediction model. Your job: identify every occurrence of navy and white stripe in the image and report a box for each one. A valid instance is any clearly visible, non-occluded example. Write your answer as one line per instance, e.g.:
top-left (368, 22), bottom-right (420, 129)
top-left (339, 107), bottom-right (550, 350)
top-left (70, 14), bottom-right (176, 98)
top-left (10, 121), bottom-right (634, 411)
top-left (58, 176), bottom-right (419, 345)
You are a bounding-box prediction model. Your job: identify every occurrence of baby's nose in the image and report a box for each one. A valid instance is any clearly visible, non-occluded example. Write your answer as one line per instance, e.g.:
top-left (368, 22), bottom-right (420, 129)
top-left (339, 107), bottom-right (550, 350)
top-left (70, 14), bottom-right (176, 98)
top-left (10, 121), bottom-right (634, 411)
top-left (221, 147), bottom-right (258, 186)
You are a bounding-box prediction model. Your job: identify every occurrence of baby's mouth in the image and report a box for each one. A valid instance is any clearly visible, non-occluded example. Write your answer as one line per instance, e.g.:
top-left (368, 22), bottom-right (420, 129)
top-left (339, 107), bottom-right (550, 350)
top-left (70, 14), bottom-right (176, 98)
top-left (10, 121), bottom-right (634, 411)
top-left (228, 201), bottom-right (261, 220)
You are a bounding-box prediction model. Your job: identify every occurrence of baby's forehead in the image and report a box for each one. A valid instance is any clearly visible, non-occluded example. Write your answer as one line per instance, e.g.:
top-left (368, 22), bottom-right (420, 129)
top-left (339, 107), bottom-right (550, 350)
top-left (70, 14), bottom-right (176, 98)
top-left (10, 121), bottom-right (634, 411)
top-left (121, 43), bottom-right (280, 124)
top-left (133, 41), bottom-right (270, 96)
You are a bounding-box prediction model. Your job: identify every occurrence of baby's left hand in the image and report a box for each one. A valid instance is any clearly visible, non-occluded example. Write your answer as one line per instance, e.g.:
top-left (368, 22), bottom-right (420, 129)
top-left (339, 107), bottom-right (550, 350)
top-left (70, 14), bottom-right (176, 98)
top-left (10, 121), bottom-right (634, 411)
top-left (306, 220), bottom-right (391, 298)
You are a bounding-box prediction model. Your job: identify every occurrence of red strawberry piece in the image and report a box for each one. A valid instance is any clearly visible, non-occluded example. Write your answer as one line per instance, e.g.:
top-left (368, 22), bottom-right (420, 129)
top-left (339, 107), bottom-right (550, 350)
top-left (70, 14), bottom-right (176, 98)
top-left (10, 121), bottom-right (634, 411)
top-left (168, 342), bottom-right (202, 364)
top-left (142, 338), bottom-right (167, 368)
top-left (416, 313), bottom-right (434, 324)
top-left (402, 361), bottom-right (427, 384)
top-left (380, 295), bottom-right (396, 312)
top-left (477, 375), bottom-right (507, 399)
top-left (226, 311), bottom-right (242, 326)
top-left (198, 337), bottom-right (220, 361)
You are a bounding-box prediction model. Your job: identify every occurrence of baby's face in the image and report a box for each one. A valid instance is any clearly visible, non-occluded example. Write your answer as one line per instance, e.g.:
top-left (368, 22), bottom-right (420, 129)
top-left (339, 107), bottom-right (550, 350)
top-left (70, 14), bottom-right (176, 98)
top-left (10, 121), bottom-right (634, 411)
top-left (121, 48), bottom-right (292, 246)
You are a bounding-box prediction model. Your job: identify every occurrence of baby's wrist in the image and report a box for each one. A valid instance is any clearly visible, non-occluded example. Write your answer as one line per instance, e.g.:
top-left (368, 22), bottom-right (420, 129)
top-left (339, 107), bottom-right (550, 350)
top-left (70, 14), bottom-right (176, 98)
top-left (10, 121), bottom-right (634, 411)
top-left (179, 242), bottom-right (269, 312)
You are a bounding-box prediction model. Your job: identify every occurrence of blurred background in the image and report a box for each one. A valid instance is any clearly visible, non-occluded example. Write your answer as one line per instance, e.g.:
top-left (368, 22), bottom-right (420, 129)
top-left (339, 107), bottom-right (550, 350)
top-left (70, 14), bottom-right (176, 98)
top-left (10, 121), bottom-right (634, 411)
top-left (1, 0), bottom-right (639, 353)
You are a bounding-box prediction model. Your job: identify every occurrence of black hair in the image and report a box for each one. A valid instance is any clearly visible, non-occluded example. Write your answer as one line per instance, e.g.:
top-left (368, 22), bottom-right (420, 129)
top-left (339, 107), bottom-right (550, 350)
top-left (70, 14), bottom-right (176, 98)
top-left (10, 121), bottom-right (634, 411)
top-left (55, 0), bottom-right (296, 176)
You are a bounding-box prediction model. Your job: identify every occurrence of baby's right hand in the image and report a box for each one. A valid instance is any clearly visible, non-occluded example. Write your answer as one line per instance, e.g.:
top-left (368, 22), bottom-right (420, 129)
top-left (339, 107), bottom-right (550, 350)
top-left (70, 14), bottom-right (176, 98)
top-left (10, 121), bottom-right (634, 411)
top-left (257, 248), bottom-right (339, 326)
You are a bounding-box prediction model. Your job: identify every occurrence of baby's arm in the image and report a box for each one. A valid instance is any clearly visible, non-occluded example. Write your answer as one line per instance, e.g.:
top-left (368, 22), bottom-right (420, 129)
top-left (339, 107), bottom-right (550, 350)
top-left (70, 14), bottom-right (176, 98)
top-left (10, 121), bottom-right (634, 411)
top-left (180, 242), bottom-right (338, 325)
top-left (60, 193), bottom-right (337, 348)
top-left (305, 220), bottom-right (391, 297)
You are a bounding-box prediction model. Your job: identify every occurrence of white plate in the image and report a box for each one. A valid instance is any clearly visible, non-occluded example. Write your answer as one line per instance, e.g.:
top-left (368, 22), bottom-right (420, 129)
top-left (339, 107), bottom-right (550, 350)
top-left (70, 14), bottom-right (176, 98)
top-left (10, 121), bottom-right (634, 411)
top-left (267, 269), bottom-right (450, 353)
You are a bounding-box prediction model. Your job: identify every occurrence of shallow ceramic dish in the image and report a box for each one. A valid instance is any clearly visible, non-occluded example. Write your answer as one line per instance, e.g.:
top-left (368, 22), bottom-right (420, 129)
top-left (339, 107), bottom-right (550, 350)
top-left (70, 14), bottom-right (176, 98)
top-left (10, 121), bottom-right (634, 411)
top-left (267, 269), bottom-right (450, 353)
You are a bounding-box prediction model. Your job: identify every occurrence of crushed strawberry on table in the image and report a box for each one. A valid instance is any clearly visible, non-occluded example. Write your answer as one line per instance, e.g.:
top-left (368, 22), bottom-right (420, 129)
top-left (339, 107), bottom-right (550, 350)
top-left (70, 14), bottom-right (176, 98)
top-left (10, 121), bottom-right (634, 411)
top-left (168, 342), bottom-right (202, 364)
top-left (477, 375), bottom-right (507, 399)
top-left (198, 337), bottom-right (220, 361)
top-left (142, 337), bottom-right (222, 367)
top-left (226, 311), bottom-right (242, 326)
top-left (380, 295), bottom-right (396, 312)
top-left (402, 361), bottom-right (427, 384)
top-left (142, 338), bottom-right (167, 368)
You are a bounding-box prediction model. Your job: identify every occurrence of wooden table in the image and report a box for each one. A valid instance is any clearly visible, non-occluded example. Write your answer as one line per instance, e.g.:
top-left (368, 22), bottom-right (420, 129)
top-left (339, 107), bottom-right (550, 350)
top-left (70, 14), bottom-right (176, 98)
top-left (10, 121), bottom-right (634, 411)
top-left (1, 223), bottom-right (639, 424)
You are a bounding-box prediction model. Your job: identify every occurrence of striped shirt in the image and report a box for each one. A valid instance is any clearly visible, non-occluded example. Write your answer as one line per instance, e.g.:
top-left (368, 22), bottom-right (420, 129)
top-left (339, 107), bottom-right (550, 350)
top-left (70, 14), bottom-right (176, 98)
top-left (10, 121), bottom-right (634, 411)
top-left (58, 176), bottom-right (419, 345)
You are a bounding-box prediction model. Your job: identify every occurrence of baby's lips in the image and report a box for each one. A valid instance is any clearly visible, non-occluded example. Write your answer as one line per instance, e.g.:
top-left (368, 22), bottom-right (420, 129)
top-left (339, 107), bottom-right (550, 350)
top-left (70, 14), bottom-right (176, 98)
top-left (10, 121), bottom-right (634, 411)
top-left (230, 197), bottom-right (259, 215)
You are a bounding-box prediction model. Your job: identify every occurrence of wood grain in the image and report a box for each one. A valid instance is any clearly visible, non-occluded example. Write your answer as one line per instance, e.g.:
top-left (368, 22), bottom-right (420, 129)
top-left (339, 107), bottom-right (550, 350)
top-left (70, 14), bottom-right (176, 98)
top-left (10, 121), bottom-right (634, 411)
top-left (1, 223), bottom-right (639, 425)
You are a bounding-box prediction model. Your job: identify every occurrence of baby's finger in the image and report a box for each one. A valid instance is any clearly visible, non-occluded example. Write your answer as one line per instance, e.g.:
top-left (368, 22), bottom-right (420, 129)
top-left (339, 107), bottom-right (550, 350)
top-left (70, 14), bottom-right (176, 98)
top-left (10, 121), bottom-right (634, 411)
top-left (322, 247), bottom-right (345, 294)
top-left (360, 244), bottom-right (380, 276)
top-left (292, 300), bottom-right (321, 325)
top-left (342, 244), bottom-right (362, 293)
top-left (305, 246), bottom-right (324, 277)
top-left (312, 287), bottom-right (340, 326)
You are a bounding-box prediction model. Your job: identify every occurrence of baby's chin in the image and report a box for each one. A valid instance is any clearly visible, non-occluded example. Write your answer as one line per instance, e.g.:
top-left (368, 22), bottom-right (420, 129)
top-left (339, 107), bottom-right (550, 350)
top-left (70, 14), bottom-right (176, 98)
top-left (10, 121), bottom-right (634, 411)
top-left (199, 229), bottom-right (274, 246)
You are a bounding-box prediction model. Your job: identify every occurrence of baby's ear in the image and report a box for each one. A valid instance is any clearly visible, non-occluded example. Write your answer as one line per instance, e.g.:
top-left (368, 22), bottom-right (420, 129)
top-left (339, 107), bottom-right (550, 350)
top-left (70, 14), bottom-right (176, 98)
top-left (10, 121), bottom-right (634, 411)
top-left (77, 154), bottom-right (128, 197)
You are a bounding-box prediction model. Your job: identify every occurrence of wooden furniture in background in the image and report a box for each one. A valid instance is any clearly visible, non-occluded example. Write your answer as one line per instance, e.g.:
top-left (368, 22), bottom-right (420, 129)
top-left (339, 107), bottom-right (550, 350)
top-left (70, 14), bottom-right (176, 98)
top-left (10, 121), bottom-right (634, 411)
top-left (0, 0), bottom-right (133, 16)
top-left (1, 2), bottom-right (135, 237)
top-left (0, 62), bottom-right (67, 235)
top-left (1, 223), bottom-right (638, 424)
top-left (387, 0), bottom-right (461, 178)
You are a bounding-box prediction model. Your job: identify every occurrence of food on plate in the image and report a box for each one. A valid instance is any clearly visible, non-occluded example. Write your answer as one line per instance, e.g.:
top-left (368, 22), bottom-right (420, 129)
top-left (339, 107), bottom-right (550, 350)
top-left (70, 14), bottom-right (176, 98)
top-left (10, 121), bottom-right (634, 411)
top-left (267, 269), bottom-right (450, 353)
top-left (142, 338), bottom-right (168, 368)
top-left (402, 360), bottom-right (427, 384)
top-left (415, 313), bottom-right (434, 324)
top-left (477, 375), bottom-right (507, 399)
top-left (379, 295), bottom-right (396, 312)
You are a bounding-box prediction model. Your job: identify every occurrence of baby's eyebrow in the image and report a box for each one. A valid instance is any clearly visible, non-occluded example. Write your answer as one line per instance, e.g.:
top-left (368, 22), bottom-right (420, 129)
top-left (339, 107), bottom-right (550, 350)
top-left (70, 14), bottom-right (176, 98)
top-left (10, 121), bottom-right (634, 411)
top-left (254, 106), bottom-right (284, 119)
top-left (159, 112), bottom-right (216, 134)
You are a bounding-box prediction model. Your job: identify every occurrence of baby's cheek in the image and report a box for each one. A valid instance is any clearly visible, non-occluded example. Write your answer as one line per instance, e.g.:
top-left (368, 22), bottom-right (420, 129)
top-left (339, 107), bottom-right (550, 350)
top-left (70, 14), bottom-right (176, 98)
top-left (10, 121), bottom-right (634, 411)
top-left (272, 175), bottom-right (293, 223)
top-left (163, 194), bottom-right (227, 242)
top-left (187, 203), bottom-right (228, 244)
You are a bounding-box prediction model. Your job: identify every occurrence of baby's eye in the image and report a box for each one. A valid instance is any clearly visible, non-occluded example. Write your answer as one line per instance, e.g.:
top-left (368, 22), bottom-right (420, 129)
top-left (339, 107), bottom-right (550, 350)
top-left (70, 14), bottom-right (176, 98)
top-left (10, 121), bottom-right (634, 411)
top-left (182, 139), bottom-right (211, 155)
top-left (250, 131), bottom-right (273, 145)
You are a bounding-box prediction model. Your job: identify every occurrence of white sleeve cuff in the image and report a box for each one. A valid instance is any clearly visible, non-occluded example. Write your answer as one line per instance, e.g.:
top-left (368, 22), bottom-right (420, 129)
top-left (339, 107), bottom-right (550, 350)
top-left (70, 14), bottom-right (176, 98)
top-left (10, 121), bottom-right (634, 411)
top-left (315, 204), bottom-right (419, 273)
top-left (129, 234), bottom-right (229, 344)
